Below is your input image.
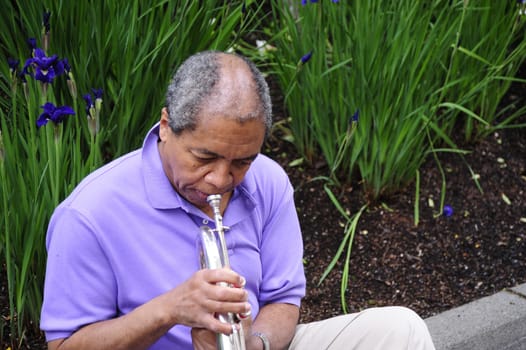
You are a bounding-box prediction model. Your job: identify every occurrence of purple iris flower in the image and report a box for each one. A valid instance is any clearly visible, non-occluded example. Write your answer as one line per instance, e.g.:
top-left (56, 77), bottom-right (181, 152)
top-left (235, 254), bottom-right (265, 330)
top-left (92, 88), bottom-right (103, 100)
top-left (443, 205), bottom-right (453, 217)
top-left (84, 89), bottom-right (103, 136)
top-left (350, 109), bottom-right (359, 125)
top-left (24, 48), bottom-right (65, 84)
top-left (301, 0), bottom-right (307, 5)
top-left (301, 51), bottom-right (313, 64)
top-left (37, 102), bottom-right (75, 128)
top-left (83, 93), bottom-right (94, 117)
top-left (63, 58), bottom-right (71, 71)
top-left (62, 58), bottom-right (71, 77)
top-left (19, 60), bottom-right (32, 81)
top-left (8, 58), bottom-right (20, 85)
top-left (43, 11), bottom-right (51, 33)
top-left (8, 58), bottom-right (19, 73)
top-left (18, 71), bottom-right (27, 84)
top-left (332, 0), bottom-right (339, 2)
top-left (27, 38), bottom-right (37, 52)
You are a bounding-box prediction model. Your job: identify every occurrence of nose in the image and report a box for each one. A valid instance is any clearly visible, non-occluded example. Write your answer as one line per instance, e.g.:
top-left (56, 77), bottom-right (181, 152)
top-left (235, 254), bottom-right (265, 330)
top-left (204, 161), bottom-right (233, 191)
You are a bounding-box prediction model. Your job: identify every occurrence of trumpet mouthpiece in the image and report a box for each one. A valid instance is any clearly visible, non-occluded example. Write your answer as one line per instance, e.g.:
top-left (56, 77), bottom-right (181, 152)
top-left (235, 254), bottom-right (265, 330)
top-left (207, 194), bottom-right (221, 206)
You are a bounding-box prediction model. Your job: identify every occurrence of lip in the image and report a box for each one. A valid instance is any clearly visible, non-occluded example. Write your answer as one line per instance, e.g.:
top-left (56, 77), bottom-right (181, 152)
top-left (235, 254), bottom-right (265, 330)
top-left (189, 187), bottom-right (232, 206)
top-left (192, 189), bottom-right (210, 202)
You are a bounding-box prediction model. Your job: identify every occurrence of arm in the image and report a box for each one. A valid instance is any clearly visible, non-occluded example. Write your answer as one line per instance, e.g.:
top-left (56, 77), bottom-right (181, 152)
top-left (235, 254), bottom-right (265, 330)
top-left (48, 298), bottom-right (171, 350)
top-left (249, 303), bottom-right (299, 350)
top-left (241, 157), bottom-right (304, 349)
top-left (191, 302), bottom-right (299, 350)
top-left (48, 268), bottom-right (250, 350)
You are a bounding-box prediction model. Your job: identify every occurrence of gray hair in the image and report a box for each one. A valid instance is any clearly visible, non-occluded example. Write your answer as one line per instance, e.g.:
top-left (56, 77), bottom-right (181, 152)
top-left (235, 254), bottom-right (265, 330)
top-left (164, 51), bottom-right (272, 135)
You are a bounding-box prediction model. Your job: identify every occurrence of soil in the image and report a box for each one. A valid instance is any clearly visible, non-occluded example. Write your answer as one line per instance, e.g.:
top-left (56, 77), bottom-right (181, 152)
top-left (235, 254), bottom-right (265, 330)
top-left (289, 108), bottom-right (526, 323)
top-left (268, 70), bottom-right (526, 324)
top-left (2, 69), bottom-right (525, 349)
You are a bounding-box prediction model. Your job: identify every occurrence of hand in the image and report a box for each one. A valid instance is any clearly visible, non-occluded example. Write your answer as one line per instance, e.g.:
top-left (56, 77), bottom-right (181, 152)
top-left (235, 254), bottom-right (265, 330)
top-left (192, 316), bottom-right (255, 350)
top-left (191, 327), bottom-right (216, 350)
top-left (159, 268), bottom-right (250, 334)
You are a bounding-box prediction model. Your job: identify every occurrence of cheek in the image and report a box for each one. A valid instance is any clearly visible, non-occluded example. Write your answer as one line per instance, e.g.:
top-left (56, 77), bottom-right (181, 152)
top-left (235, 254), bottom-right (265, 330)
top-left (168, 158), bottom-right (202, 186)
top-left (178, 166), bottom-right (203, 184)
top-left (232, 167), bottom-right (251, 185)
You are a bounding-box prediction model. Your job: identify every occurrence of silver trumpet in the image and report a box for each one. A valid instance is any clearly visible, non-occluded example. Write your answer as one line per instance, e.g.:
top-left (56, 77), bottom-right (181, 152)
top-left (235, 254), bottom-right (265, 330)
top-left (198, 194), bottom-right (247, 350)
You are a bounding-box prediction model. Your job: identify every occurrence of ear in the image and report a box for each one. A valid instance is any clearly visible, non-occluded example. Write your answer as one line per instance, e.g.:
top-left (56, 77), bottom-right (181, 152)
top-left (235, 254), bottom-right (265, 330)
top-left (159, 107), bottom-right (170, 142)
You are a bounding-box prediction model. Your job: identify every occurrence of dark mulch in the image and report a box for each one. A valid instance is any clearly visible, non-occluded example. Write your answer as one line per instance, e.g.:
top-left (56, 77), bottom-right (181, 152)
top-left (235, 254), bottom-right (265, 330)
top-left (294, 114), bottom-right (526, 323)
top-left (2, 72), bottom-right (525, 350)
top-left (268, 78), bottom-right (526, 324)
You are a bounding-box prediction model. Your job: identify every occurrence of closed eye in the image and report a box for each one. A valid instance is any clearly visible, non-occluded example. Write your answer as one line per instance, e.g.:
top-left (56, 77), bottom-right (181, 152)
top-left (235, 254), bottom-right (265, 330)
top-left (193, 155), bottom-right (216, 163)
top-left (233, 158), bottom-right (254, 167)
top-left (190, 148), bottom-right (258, 167)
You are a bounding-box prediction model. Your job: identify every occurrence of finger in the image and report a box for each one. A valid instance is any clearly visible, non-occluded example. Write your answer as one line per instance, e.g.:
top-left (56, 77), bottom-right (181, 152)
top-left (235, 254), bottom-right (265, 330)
top-left (202, 314), bottom-right (241, 335)
top-left (208, 283), bottom-right (249, 302)
top-left (202, 268), bottom-right (245, 287)
top-left (192, 313), bottom-right (234, 335)
top-left (237, 306), bottom-right (251, 320)
top-left (203, 298), bottom-right (251, 317)
top-left (233, 275), bottom-right (246, 289)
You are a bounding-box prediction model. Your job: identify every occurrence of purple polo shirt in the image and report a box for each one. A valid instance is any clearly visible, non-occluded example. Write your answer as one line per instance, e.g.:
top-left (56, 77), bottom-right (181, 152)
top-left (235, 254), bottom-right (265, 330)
top-left (40, 123), bottom-right (306, 349)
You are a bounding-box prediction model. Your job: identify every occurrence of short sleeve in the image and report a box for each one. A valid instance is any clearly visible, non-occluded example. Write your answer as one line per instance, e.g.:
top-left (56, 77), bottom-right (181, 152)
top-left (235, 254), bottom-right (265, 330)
top-left (40, 206), bottom-right (118, 341)
top-left (258, 175), bottom-right (306, 307)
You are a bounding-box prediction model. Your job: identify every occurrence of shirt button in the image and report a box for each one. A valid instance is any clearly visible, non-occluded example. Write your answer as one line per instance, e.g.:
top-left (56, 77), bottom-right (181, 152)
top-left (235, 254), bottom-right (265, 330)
top-left (202, 219), bottom-right (209, 225)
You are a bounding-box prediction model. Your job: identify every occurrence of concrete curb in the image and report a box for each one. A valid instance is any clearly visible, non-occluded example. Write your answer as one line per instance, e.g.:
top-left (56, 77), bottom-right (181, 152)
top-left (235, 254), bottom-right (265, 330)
top-left (425, 283), bottom-right (526, 350)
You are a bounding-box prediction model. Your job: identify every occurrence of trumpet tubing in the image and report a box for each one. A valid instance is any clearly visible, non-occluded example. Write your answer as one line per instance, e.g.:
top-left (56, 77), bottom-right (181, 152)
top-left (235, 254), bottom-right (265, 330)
top-left (198, 194), bottom-right (247, 350)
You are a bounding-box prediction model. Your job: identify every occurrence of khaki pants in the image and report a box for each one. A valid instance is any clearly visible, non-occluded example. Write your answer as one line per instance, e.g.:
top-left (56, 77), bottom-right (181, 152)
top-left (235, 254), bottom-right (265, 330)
top-left (289, 306), bottom-right (436, 350)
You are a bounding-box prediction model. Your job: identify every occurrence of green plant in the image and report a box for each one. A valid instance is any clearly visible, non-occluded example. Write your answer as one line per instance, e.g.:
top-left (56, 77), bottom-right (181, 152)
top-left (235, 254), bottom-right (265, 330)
top-left (1, 41), bottom-right (100, 348)
top-left (269, 0), bottom-right (461, 200)
top-left (317, 179), bottom-right (367, 314)
top-left (438, 0), bottom-right (526, 141)
top-left (1, 1), bottom-right (264, 158)
top-left (268, 0), bottom-right (526, 314)
top-left (0, 1), bottom-right (262, 347)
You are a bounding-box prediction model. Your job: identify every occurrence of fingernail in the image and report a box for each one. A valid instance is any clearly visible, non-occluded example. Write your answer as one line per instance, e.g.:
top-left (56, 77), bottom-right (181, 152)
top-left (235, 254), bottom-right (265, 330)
top-left (238, 303), bottom-right (252, 319)
top-left (235, 276), bottom-right (246, 288)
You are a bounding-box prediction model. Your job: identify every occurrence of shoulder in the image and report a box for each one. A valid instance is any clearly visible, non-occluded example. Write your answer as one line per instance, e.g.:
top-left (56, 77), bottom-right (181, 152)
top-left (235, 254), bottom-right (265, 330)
top-left (61, 149), bottom-right (143, 211)
top-left (249, 153), bottom-right (289, 182)
top-left (242, 153), bottom-right (295, 210)
top-left (47, 149), bottom-right (146, 247)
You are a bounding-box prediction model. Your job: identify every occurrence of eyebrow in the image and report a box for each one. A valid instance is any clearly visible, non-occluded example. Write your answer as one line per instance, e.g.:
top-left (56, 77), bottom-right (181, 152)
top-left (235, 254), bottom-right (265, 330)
top-left (190, 148), bottom-right (259, 162)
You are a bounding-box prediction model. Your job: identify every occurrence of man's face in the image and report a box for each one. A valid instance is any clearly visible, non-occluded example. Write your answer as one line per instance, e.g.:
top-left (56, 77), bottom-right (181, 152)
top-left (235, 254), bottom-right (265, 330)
top-left (158, 107), bottom-right (266, 214)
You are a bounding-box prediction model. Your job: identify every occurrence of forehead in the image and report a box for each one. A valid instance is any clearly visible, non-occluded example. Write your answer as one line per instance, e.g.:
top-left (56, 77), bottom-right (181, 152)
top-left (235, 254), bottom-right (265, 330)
top-left (182, 115), bottom-right (266, 158)
top-left (172, 55), bottom-right (267, 154)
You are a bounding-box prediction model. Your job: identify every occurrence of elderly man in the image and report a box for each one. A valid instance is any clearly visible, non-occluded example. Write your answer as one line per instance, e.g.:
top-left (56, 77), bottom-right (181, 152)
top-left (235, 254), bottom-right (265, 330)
top-left (41, 51), bottom-right (435, 350)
